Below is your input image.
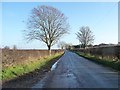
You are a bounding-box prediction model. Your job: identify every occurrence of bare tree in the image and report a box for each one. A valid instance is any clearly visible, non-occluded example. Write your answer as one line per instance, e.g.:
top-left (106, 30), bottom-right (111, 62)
top-left (65, 43), bottom-right (72, 50)
top-left (57, 41), bottom-right (66, 49)
top-left (76, 26), bottom-right (94, 48)
top-left (4, 46), bottom-right (10, 50)
top-left (24, 5), bottom-right (69, 52)
top-left (13, 45), bottom-right (17, 50)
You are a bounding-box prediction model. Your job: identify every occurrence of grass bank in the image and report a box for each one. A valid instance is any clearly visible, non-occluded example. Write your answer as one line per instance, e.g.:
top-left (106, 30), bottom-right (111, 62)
top-left (2, 52), bottom-right (64, 81)
top-left (74, 51), bottom-right (120, 71)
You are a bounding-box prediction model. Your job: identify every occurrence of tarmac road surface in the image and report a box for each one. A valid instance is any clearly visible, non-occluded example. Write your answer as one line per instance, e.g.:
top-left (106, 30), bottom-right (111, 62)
top-left (32, 51), bottom-right (119, 88)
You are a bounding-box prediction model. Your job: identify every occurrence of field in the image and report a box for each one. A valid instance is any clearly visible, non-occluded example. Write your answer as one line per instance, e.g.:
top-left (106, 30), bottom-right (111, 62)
top-left (2, 49), bottom-right (63, 68)
top-left (1, 49), bottom-right (64, 82)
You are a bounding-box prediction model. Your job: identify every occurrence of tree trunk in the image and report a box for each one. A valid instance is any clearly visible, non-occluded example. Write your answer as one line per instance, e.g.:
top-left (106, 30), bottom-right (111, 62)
top-left (48, 45), bottom-right (51, 56)
top-left (48, 45), bottom-right (50, 50)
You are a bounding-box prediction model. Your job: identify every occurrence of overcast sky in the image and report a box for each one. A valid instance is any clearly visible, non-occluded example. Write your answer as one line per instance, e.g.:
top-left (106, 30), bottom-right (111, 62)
top-left (1, 2), bottom-right (118, 49)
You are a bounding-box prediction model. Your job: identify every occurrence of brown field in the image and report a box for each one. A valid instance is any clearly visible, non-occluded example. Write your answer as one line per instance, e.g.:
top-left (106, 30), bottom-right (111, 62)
top-left (2, 49), bottom-right (64, 68)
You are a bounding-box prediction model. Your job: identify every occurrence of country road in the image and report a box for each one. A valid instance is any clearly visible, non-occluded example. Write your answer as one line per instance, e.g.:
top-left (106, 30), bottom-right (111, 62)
top-left (32, 51), bottom-right (119, 88)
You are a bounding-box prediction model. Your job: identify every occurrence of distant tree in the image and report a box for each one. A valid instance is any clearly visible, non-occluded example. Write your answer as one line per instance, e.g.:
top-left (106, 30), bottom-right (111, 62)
top-left (72, 45), bottom-right (80, 49)
top-left (76, 26), bottom-right (94, 48)
top-left (64, 43), bottom-right (72, 50)
top-left (4, 46), bottom-right (10, 50)
top-left (87, 44), bottom-right (93, 48)
top-left (13, 45), bottom-right (17, 50)
top-left (57, 41), bottom-right (66, 49)
top-left (24, 5), bottom-right (69, 54)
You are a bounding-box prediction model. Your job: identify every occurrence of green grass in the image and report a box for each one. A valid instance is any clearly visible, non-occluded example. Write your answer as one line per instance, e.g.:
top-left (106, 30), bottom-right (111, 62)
top-left (1, 53), bottom-right (63, 81)
top-left (74, 51), bottom-right (120, 71)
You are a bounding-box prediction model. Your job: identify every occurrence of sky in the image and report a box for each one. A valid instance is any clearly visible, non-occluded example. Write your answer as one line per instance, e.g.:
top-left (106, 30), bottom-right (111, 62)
top-left (1, 2), bottom-right (118, 49)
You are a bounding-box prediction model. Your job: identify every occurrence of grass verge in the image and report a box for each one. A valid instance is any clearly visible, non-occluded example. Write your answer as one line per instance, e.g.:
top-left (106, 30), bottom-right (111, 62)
top-left (2, 52), bottom-right (64, 81)
top-left (74, 51), bottom-right (120, 71)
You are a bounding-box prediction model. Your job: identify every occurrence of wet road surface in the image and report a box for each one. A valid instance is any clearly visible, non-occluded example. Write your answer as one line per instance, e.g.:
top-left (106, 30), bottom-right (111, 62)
top-left (32, 51), bottom-right (118, 88)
